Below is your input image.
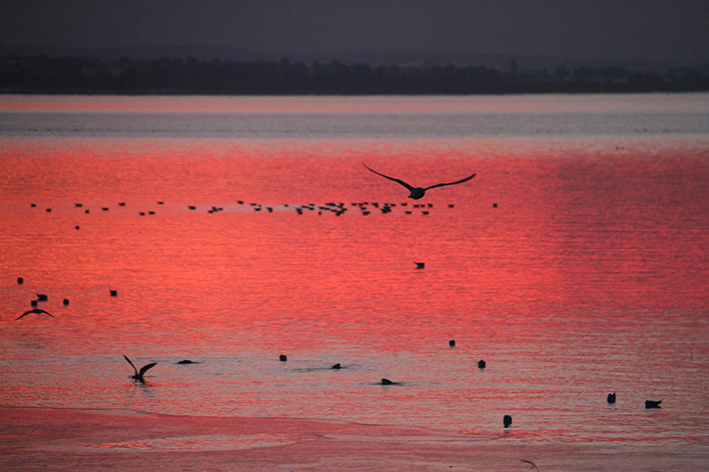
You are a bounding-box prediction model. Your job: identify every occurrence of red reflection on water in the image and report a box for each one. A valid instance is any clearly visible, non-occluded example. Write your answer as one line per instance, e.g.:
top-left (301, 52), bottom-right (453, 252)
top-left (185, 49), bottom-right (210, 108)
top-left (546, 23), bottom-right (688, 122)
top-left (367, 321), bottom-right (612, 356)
top-left (2, 136), bottom-right (708, 347)
top-left (1, 133), bottom-right (708, 441)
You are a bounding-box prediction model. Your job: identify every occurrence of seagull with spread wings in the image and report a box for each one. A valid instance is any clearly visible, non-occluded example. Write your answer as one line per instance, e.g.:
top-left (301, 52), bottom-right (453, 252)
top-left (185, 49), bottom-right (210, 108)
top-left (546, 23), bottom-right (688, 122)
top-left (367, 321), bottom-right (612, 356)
top-left (123, 355), bottom-right (157, 382)
top-left (363, 164), bottom-right (476, 200)
top-left (16, 308), bottom-right (55, 320)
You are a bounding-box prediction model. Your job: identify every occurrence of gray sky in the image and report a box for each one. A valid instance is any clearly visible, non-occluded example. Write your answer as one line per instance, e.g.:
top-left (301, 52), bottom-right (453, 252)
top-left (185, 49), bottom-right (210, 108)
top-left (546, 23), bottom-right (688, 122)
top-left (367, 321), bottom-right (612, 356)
top-left (1, 0), bottom-right (708, 63)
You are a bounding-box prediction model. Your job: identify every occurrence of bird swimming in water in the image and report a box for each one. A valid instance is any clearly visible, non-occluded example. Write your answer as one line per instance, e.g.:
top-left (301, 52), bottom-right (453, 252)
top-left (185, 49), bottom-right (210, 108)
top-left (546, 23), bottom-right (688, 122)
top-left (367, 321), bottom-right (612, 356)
top-left (363, 164), bottom-right (476, 200)
top-left (414, 262), bottom-right (425, 269)
top-left (332, 363), bottom-right (342, 369)
top-left (16, 308), bottom-right (55, 320)
top-left (381, 378), bottom-right (398, 385)
top-left (478, 359), bottom-right (486, 369)
top-left (123, 355), bottom-right (157, 382)
top-left (503, 415), bottom-right (512, 428)
top-left (607, 392), bottom-right (616, 404)
top-left (645, 399), bottom-right (662, 409)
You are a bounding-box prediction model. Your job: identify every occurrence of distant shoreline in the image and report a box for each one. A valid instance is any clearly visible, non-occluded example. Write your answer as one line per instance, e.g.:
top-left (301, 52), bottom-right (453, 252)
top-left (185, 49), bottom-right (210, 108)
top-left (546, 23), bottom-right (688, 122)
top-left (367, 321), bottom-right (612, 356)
top-left (2, 54), bottom-right (708, 95)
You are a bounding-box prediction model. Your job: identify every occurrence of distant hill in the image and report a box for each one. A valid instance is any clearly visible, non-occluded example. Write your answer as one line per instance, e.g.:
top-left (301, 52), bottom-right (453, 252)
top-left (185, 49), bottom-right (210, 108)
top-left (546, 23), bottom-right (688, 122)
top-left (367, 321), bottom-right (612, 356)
top-left (2, 46), bottom-right (708, 95)
top-left (1, 45), bottom-right (701, 74)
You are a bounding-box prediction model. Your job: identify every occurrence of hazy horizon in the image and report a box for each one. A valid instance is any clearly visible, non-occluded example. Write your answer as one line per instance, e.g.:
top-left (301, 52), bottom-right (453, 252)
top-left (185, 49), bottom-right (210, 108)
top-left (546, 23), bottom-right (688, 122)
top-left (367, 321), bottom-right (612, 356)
top-left (2, 1), bottom-right (708, 65)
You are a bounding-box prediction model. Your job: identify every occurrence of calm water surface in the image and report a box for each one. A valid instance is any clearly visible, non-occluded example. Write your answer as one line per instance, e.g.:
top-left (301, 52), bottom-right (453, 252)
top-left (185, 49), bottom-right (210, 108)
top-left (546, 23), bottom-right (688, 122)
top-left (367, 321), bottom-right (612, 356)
top-left (1, 94), bottom-right (708, 448)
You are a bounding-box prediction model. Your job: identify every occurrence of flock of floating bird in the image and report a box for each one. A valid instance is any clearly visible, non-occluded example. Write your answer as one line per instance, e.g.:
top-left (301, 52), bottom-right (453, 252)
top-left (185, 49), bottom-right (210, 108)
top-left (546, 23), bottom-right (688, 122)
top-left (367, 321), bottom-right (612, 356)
top-left (12, 274), bottom-right (665, 428)
top-left (29, 199), bottom-right (475, 221)
top-left (14, 276), bottom-right (117, 321)
top-left (26, 164), bottom-right (496, 223)
top-left (114, 342), bottom-right (663, 432)
top-left (12, 275), bottom-right (666, 428)
top-left (13, 165), bottom-right (664, 432)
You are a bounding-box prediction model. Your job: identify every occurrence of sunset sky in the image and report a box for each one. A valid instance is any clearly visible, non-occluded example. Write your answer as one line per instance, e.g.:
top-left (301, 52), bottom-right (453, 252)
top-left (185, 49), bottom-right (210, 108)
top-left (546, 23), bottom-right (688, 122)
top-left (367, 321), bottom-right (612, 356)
top-left (1, 0), bottom-right (708, 64)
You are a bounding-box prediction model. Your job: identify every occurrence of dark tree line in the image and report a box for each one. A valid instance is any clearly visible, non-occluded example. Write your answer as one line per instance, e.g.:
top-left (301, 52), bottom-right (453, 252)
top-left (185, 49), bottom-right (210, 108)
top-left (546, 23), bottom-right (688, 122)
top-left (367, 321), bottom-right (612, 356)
top-left (1, 54), bottom-right (708, 94)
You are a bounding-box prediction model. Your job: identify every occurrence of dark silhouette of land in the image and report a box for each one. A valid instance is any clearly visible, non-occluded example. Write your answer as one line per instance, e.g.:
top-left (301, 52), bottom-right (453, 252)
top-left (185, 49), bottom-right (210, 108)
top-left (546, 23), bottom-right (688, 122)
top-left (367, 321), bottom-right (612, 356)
top-left (2, 54), bottom-right (708, 94)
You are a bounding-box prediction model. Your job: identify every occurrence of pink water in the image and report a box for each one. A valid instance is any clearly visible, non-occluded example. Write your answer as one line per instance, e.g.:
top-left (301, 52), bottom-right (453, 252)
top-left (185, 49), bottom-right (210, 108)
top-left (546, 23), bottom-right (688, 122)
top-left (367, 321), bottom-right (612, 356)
top-left (1, 95), bottom-right (708, 452)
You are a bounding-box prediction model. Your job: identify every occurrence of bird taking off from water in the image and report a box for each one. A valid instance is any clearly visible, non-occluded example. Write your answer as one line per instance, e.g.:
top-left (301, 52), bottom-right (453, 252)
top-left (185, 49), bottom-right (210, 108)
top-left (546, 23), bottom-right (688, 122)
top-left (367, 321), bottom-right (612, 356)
top-left (363, 164), bottom-right (475, 200)
top-left (123, 355), bottom-right (157, 382)
top-left (16, 308), bottom-right (55, 320)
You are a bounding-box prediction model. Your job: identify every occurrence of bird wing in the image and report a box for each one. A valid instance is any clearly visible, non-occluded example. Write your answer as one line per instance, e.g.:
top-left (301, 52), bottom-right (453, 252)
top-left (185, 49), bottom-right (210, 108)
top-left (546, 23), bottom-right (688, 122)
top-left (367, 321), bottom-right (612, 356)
top-left (363, 164), bottom-right (415, 191)
top-left (520, 459), bottom-right (540, 472)
top-left (36, 309), bottom-right (55, 318)
top-left (424, 173), bottom-right (476, 191)
top-left (139, 363), bottom-right (157, 377)
top-left (123, 355), bottom-right (138, 375)
top-left (16, 310), bottom-right (34, 320)
top-left (16, 308), bottom-right (54, 320)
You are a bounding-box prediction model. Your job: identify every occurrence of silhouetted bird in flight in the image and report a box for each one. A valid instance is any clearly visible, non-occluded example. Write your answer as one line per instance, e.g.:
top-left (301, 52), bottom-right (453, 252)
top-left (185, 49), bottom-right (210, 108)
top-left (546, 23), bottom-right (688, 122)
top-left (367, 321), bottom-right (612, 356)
top-left (363, 164), bottom-right (476, 200)
top-left (123, 355), bottom-right (157, 382)
top-left (607, 392), bottom-right (616, 404)
top-left (16, 308), bottom-right (55, 320)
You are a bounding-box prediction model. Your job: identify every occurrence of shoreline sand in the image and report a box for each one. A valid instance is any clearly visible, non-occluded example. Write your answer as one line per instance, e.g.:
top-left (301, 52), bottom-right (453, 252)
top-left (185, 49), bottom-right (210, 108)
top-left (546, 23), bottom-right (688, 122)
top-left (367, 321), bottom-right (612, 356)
top-left (2, 407), bottom-right (708, 471)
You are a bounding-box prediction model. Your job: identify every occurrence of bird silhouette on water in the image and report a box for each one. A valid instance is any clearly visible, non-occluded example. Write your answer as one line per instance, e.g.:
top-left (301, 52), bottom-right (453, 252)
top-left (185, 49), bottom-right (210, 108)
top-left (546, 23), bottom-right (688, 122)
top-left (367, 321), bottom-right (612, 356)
top-left (607, 392), bottom-right (616, 404)
top-left (16, 308), bottom-right (55, 320)
top-left (363, 164), bottom-right (476, 200)
top-left (123, 355), bottom-right (157, 382)
top-left (503, 415), bottom-right (512, 428)
top-left (645, 400), bottom-right (662, 409)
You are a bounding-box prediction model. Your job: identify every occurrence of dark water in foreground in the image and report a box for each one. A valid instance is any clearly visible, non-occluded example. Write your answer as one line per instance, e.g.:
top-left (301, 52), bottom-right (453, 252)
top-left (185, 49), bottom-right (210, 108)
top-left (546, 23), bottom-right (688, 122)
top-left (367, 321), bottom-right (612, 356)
top-left (1, 94), bottom-right (708, 450)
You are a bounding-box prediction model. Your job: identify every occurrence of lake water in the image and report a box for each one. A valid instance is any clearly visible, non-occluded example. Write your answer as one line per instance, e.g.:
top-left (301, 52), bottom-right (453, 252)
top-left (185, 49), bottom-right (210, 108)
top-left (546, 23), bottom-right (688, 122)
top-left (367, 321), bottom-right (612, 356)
top-left (1, 94), bottom-right (708, 452)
